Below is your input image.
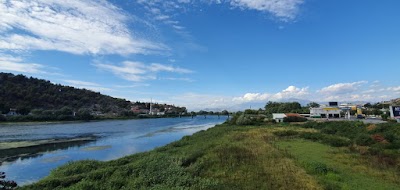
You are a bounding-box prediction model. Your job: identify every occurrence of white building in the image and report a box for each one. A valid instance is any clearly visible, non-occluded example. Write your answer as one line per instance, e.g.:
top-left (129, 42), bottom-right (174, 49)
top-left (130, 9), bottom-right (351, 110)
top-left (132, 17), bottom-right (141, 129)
top-left (310, 107), bottom-right (341, 118)
top-left (272, 113), bottom-right (286, 123)
top-left (389, 106), bottom-right (400, 123)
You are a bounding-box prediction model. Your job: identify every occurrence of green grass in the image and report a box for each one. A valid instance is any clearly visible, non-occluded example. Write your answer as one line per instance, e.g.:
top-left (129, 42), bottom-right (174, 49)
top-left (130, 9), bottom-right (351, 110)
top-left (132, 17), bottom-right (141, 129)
top-left (22, 123), bottom-right (400, 190)
top-left (276, 140), bottom-right (400, 190)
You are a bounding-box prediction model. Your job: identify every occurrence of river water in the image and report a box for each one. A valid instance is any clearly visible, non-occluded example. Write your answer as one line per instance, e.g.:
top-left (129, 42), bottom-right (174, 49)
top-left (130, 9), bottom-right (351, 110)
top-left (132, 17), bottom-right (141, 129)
top-left (0, 116), bottom-right (226, 185)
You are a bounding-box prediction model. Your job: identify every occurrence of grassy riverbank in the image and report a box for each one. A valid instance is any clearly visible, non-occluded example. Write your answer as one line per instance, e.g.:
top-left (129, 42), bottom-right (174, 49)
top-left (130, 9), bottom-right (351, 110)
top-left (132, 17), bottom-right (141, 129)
top-left (21, 122), bottom-right (400, 190)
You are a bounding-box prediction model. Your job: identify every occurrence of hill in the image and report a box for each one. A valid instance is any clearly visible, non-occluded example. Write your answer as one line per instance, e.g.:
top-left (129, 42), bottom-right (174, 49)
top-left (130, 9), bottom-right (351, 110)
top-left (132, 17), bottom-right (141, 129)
top-left (0, 73), bottom-right (132, 115)
top-left (0, 73), bottom-right (186, 121)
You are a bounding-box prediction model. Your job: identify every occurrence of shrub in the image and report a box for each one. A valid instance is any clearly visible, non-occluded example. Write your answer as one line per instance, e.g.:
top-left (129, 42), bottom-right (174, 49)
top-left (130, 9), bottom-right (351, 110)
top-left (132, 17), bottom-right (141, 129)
top-left (283, 116), bottom-right (307, 122)
top-left (302, 121), bottom-right (324, 129)
top-left (273, 130), bottom-right (299, 137)
top-left (303, 161), bottom-right (335, 175)
top-left (300, 132), bottom-right (323, 141)
top-left (0, 171), bottom-right (17, 190)
top-left (300, 132), bottom-right (351, 147)
top-left (226, 112), bottom-right (241, 125)
top-left (322, 136), bottom-right (351, 147)
top-left (0, 115), bottom-right (6, 122)
top-left (371, 134), bottom-right (386, 143)
top-left (235, 114), bottom-right (253, 126)
top-left (355, 134), bottom-right (374, 146)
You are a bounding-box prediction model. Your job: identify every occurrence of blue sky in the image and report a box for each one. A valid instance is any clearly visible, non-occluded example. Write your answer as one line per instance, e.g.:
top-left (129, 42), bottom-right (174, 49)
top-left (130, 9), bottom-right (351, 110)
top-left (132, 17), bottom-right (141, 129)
top-left (1, 0), bottom-right (399, 111)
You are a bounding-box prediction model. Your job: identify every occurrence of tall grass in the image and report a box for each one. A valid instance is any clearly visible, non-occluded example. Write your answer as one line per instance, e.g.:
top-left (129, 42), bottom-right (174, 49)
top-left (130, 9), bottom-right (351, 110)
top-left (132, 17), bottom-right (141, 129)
top-left (22, 122), bottom-right (400, 190)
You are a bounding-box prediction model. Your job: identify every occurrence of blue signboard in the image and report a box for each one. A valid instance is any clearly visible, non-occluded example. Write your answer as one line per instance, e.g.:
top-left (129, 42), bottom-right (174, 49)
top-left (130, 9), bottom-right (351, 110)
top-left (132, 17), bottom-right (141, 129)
top-left (390, 106), bottom-right (400, 118)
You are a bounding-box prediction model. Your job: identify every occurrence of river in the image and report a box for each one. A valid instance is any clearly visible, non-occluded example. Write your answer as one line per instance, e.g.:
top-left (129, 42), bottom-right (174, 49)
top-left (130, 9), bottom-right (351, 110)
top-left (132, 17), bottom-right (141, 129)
top-left (0, 116), bottom-right (227, 185)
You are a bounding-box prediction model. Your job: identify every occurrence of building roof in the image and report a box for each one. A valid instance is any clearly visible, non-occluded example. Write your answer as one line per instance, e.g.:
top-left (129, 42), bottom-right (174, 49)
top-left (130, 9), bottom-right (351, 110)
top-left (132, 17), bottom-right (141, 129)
top-left (285, 113), bottom-right (302, 117)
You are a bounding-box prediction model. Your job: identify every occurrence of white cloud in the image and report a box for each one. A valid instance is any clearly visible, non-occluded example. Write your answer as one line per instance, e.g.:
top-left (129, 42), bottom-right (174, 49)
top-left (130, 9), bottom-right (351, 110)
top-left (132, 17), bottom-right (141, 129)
top-left (318, 81), bottom-right (368, 95)
top-left (232, 93), bottom-right (271, 102)
top-left (63, 80), bottom-right (100, 87)
top-left (165, 81), bottom-right (400, 111)
top-left (273, 85), bottom-right (309, 99)
top-left (149, 63), bottom-right (193, 73)
top-left (93, 61), bottom-right (193, 82)
top-left (232, 85), bottom-right (309, 103)
top-left (388, 86), bottom-right (400, 92)
top-left (170, 92), bottom-right (233, 111)
top-left (138, 0), bottom-right (304, 21)
top-left (114, 84), bottom-right (150, 88)
top-left (0, 54), bottom-right (45, 74)
top-left (0, 0), bottom-right (166, 55)
top-left (161, 77), bottom-right (195, 82)
top-left (229, 0), bottom-right (304, 21)
top-left (137, 0), bottom-right (304, 38)
top-left (63, 79), bottom-right (112, 92)
top-left (315, 81), bottom-right (400, 102)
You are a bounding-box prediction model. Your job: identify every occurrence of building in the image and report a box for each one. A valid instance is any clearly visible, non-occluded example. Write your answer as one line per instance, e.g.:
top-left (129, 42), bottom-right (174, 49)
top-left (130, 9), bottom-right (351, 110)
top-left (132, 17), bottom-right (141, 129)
top-left (7, 108), bottom-right (18, 116)
top-left (389, 106), bottom-right (400, 123)
top-left (131, 106), bottom-right (149, 114)
top-left (310, 107), bottom-right (341, 118)
top-left (272, 113), bottom-right (286, 123)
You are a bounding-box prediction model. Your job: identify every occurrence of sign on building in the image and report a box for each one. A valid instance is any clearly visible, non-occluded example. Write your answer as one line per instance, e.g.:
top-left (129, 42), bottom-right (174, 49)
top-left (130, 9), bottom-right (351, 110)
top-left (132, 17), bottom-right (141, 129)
top-left (389, 106), bottom-right (400, 118)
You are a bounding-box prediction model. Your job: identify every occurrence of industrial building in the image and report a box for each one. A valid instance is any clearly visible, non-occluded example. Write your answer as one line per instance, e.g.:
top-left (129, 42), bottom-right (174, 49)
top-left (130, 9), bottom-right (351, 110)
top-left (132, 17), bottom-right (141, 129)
top-left (310, 102), bottom-right (341, 118)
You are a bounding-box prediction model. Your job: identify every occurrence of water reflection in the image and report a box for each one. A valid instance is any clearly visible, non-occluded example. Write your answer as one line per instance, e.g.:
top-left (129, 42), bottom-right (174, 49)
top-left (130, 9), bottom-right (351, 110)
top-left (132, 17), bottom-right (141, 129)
top-left (1, 138), bottom-right (95, 163)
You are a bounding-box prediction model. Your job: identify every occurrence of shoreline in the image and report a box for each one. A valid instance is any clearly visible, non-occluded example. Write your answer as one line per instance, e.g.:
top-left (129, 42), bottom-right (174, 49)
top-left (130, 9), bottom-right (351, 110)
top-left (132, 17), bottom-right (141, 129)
top-left (0, 115), bottom-right (199, 125)
top-left (0, 136), bottom-right (97, 164)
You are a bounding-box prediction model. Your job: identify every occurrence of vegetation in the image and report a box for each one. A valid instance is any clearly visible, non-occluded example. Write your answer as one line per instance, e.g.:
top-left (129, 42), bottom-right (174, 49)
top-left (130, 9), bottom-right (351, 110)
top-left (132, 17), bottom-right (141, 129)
top-left (0, 73), bottom-right (131, 115)
top-left (264, 101), bottom-right (308, 115)
top-left (22, 121), bottom-right (400, 189)
top-left (0, 172), bottom-right (17, 190)
top-left (0, 73), bottom-right (187, 122)
top-left (283, 116), bottom-right (308, 122)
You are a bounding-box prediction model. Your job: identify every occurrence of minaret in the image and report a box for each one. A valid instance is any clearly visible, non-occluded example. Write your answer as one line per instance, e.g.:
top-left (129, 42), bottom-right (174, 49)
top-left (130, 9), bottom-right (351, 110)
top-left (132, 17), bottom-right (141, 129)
top-left (149, 98), bottom-right (153, 115)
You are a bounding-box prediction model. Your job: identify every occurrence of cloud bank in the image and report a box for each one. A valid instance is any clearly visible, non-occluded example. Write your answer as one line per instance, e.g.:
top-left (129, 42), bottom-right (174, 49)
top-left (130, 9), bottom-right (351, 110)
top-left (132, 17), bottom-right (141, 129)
top-left (0, 0), bottom-right (166, 55)
top-left (93, 61), bottom-right (193, 82)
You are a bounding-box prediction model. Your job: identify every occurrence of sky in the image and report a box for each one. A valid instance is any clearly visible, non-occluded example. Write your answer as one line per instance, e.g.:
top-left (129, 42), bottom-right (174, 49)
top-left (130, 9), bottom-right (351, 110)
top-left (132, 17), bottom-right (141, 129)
top-left (0, 0), bottom-right (400, 111)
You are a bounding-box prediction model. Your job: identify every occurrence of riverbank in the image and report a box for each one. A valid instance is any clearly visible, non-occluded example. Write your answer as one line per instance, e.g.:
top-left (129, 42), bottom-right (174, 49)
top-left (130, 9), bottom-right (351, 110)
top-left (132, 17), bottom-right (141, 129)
top-left (20, 121), bottom-right (400, 189)
top-left (0, 114), bottom-right (197, 125)
top-left (0, 135), bottom-right (97, 163)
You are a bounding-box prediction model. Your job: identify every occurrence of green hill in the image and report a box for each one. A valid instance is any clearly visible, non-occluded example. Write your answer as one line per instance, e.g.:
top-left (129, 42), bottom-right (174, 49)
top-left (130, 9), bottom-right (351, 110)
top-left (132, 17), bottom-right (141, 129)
top-left (0, 72), bottom-right (132, 116)
top-left (0, 73), bottom-right (186, 122)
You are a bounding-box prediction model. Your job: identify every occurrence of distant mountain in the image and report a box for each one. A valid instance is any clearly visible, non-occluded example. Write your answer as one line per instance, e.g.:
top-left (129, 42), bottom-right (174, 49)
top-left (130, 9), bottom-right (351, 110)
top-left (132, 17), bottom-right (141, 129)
top-left (0, 73), bottom-right (132, 115)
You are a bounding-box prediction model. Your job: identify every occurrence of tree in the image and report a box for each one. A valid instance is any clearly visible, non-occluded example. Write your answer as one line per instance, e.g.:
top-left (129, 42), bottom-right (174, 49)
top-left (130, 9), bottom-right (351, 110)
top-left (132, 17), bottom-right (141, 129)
top-left (221, 110), bottom-right (229, 115)
top-left (307, 102), bottom-right (320, 108)
top-left (0, 115), bottom-right (6, 122)
top-left (0, 171), bottom-right (17, 190)
top-left (77, 108), bottom-right (93, 121)
top-left (265, 101), bottom-right (303, 114)
top-left (364, 103), bottom-right (372, 108)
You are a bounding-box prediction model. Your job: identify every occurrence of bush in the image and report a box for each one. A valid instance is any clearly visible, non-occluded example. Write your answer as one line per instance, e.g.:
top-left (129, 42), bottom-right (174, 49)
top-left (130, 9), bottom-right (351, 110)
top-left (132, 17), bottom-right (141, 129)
top-left (300, 132), bottom-right (324, 141)
top-left (235, 114), bottom-right (253, 126)
top-left (323, 136), bottom-right (351, 147)
top-left (273, 130), bottom-right (299, 137)
top-left (0, 171), bottom-right (17, 190)
top-left (226, 112), bottom-right (241, 125)
top-left (283, 116), bottom-right (307, 122)
top-left (300, 132), bottom-right (351, 147)
top-left (355, 134), bottom-right (374, 146)
top-left (0, 115), bottom-right (6, 122)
